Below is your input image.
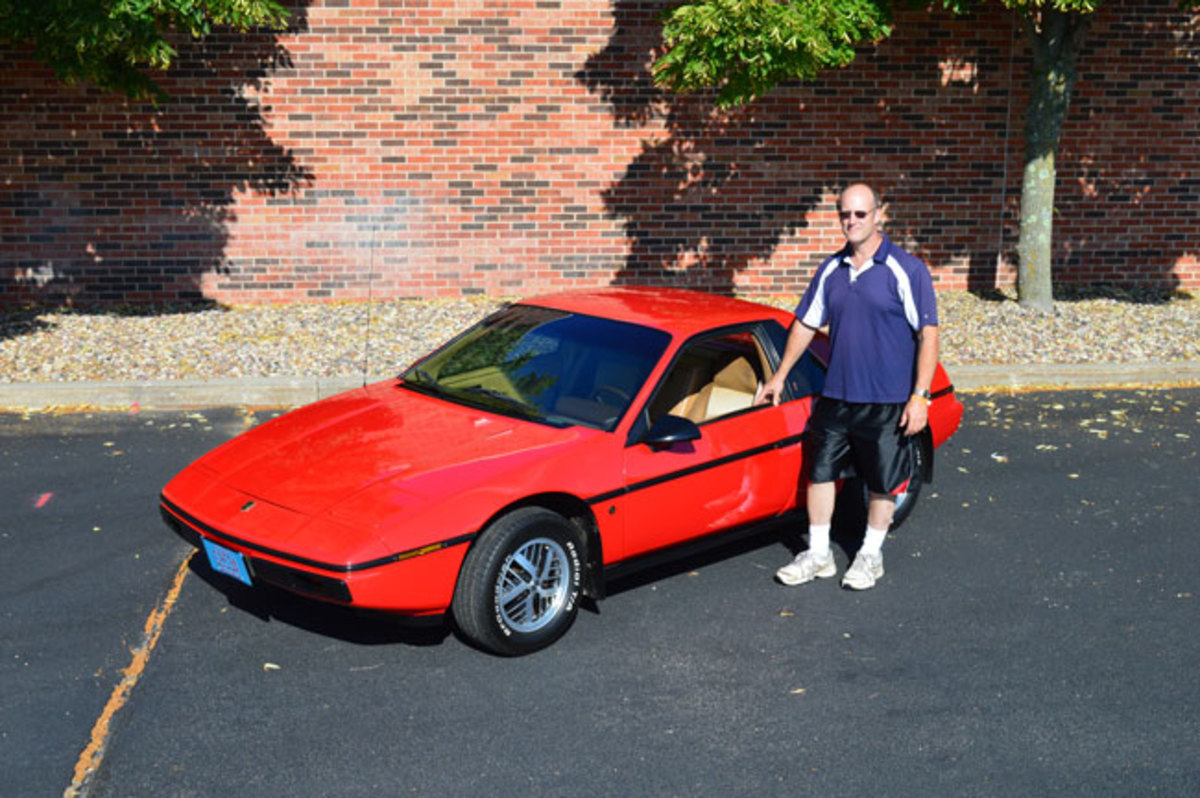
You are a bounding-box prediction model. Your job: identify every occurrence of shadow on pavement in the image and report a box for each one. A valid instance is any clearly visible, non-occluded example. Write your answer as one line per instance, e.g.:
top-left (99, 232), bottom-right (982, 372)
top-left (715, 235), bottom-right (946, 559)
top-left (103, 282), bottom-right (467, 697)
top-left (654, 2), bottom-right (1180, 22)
top-left (186, 556), bottom-right (452, 649)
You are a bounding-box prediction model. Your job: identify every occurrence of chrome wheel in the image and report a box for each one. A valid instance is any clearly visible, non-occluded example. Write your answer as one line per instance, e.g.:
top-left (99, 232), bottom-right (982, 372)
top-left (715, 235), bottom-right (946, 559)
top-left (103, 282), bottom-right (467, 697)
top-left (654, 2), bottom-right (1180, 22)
top-left (453, 507), bottom-right (584, 655)
top-left (496, 537), bottom-right (571, 634)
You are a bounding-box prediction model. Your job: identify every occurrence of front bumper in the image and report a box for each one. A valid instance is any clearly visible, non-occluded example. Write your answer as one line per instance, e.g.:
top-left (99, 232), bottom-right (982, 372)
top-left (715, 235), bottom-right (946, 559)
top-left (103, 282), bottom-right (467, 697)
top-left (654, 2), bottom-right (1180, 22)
top-left (161, 503), bottom-right (352, 604)
top-left (159, 496), bottom-right (472, 613)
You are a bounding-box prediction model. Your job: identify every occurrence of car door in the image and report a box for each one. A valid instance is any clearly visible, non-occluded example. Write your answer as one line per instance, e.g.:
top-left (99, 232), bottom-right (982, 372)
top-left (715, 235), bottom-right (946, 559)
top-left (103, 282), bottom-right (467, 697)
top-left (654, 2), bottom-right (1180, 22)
top-left (618, 325), bottom-right (813, 558)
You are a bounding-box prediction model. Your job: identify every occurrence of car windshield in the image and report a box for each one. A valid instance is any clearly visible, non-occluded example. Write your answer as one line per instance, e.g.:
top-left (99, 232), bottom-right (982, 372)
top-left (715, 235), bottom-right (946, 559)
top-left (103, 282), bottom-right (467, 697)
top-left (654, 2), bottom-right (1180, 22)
top-left (401, 305), bottom-right (671, 431)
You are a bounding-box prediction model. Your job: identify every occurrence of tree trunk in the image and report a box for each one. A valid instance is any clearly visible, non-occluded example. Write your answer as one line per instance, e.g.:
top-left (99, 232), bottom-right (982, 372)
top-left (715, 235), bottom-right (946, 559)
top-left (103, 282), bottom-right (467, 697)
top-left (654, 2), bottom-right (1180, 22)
top-left (1016, 9), bottom-right (1088, 313)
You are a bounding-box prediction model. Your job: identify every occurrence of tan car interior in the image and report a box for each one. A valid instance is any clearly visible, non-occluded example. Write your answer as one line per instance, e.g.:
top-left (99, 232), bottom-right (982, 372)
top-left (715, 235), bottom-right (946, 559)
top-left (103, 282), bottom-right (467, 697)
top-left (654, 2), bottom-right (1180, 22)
top-left (649, 333), bottom-right (770, 426)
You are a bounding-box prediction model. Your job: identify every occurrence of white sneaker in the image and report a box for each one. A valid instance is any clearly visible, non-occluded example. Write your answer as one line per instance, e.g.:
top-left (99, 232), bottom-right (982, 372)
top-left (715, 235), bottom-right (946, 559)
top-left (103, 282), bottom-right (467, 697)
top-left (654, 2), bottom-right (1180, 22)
top-left (842, 551), bottom-right (884, 590)
top-left (776, 550), bottom-right (836, 586)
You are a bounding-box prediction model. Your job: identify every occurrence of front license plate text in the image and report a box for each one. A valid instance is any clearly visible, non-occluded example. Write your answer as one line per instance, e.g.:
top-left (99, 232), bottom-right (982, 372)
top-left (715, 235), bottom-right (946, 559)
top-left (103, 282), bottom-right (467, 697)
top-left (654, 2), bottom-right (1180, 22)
top-left (202, 538), bottom-right (253, 587)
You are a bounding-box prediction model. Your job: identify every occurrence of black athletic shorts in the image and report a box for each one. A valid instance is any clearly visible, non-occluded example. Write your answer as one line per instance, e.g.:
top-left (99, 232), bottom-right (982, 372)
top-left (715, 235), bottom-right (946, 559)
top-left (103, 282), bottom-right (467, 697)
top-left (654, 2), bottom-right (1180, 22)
top-left (805, 397), bottom-right (914, 495)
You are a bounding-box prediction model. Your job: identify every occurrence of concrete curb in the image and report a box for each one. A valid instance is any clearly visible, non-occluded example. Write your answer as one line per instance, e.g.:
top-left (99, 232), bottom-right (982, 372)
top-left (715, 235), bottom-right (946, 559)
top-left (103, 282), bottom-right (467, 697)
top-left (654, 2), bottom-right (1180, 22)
top-left (0, 376), bottom-right (373, 412)
top-left (2, 362), bottom-right (1199, 412)
top-left (950, 361), bottom-right (1200, 393)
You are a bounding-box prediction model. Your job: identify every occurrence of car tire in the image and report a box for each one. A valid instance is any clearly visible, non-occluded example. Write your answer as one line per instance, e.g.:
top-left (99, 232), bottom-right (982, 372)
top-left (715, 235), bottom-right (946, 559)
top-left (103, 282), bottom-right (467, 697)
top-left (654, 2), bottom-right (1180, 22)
top-left (452, 507), bottom-right (584, 656)
top-left (871, 436), bottom-right (926, 531)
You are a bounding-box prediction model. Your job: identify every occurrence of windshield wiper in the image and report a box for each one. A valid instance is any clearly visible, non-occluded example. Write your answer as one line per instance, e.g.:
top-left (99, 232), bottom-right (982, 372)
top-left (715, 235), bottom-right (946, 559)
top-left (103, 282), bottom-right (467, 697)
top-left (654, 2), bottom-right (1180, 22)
top-left (403, 367), bottom-right (442, 392)
top-left (461, 386), bottom-right (543, 420)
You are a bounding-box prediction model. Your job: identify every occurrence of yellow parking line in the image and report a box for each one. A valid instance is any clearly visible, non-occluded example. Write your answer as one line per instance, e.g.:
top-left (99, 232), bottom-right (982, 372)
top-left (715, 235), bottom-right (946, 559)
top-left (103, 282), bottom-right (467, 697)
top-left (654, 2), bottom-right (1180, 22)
top-left (64, 553), bottom-right (193, 797)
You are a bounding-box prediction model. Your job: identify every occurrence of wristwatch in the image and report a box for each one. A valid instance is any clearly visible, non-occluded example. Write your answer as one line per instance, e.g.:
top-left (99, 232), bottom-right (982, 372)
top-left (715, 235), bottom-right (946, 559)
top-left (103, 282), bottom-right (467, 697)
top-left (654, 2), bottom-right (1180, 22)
top-left (912, 388), bottom-right (932, 403)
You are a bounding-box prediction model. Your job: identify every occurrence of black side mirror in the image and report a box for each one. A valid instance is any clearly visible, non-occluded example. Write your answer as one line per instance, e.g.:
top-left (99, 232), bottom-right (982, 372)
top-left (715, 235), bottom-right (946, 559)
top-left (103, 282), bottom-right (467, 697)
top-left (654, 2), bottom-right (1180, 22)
top-left (641, 414), bottom-right (701, 450)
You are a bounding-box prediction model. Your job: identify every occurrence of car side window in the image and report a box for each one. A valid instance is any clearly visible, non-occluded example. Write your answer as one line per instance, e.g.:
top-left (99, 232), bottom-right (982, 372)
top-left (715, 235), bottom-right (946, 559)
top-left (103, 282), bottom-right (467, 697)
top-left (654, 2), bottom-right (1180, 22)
top-left (762, 320), bottom-right (826, 401)
top-left (646, 330), bottom-right (771, 427)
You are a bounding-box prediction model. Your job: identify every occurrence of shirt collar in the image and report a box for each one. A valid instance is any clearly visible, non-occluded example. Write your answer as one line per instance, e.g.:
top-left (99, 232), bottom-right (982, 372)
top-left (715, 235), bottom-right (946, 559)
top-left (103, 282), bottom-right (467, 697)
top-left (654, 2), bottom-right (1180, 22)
top-left (839, 233), bottom-right (891, 268)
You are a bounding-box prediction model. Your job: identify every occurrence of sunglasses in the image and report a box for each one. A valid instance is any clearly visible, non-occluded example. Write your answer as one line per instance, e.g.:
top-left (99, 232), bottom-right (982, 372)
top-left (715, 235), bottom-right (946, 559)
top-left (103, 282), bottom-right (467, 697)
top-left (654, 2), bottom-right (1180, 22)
top-left (838, 209), bottom-right (874, 221)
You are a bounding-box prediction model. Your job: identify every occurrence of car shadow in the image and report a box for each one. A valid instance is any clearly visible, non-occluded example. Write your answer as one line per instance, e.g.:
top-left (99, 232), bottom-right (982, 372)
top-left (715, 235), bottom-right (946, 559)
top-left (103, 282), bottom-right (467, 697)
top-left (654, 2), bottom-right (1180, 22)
top-left (596, 517), bottom-right (799, 607)
top-left (184, 497), bottom-right (870, 648)
top-left (593, 487), bottom-right (874, 608)
top-left (187, 556), bottom-right (452, 648)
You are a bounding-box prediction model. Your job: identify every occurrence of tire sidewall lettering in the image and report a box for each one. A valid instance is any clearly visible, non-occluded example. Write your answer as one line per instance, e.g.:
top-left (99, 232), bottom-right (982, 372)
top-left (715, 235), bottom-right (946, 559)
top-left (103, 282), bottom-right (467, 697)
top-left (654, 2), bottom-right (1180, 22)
top-left (563, 539), bottom-right (581, 613)
top-left (453, 508), bottom-right (588, 655)
top-left (493, 582), bottom-right (513, 637)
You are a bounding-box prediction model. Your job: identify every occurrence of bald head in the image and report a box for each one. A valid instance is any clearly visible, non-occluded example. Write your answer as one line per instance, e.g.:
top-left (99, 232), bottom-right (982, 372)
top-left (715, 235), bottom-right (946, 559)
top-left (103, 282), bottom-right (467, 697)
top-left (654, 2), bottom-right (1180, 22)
top-left (839, 183), bottom-right (879, 213)
top-left (836, 183), bottom-right (884, 253)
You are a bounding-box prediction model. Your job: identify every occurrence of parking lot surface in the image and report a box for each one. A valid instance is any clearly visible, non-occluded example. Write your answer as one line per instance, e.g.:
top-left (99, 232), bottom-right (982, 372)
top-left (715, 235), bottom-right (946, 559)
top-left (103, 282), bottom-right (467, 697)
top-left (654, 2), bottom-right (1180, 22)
top-left (3, 390), bottom-right (1198, 796)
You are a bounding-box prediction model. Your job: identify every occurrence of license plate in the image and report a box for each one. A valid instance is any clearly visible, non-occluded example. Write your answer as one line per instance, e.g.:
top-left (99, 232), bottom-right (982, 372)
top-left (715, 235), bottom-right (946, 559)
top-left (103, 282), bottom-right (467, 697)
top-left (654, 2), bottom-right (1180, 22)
top-left (202, 538), bottom-right (253, 587)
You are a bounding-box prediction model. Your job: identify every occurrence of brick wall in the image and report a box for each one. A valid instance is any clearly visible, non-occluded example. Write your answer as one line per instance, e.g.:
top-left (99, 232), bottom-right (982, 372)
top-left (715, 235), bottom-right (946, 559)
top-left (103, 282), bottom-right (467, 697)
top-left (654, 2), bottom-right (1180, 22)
top-left (1, 0), bottom-right (1197, 306)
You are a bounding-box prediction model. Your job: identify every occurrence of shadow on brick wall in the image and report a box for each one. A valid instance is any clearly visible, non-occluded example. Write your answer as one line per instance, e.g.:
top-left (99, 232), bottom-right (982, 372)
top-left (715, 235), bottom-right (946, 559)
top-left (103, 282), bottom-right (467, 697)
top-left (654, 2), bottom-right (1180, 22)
top-left (580, 1), bottom-right (1198, 299)
top-left (578, 0), bottom-right (829, 295)
top-left (0, 8), bottom-right (313, 315)
top-left (600, 101), bottom-right (831, 293)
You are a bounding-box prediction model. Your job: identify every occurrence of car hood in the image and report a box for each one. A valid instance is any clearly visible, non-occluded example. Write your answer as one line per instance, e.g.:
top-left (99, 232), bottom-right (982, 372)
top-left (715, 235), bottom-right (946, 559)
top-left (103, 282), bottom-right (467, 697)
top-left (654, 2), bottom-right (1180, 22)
top-left (193, 380), bottom-right (590, 517)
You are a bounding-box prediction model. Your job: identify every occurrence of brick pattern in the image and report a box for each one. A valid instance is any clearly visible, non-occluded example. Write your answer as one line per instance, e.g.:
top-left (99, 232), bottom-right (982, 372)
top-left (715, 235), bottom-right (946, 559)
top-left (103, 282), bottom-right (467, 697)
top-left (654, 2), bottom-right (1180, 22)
top-left (1, 0), bottom-right (1197, 306)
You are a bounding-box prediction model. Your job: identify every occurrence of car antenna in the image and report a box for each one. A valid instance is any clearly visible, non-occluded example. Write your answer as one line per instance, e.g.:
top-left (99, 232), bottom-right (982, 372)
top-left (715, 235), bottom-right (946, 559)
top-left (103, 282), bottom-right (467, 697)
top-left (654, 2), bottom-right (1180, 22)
top-left (362, 213), bottom-right (377, 388)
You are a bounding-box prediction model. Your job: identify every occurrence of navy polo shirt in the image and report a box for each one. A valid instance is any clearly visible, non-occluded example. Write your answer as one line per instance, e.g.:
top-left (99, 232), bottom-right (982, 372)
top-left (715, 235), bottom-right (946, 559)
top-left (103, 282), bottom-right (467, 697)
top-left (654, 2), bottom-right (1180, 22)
top-left (795, 234), bottom-right (938, 404)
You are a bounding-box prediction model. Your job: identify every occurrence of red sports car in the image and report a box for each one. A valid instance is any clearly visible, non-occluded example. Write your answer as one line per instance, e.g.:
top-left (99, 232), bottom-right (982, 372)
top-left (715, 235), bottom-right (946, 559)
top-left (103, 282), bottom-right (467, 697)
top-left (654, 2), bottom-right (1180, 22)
top-left (161, 287), bottom-right (963, 655)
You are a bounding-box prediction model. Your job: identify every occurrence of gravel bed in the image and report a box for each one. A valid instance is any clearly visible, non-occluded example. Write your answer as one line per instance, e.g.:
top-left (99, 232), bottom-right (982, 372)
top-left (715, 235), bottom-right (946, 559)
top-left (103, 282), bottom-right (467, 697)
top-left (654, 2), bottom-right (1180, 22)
top-left (2, 288), bottom-right (1198, 384)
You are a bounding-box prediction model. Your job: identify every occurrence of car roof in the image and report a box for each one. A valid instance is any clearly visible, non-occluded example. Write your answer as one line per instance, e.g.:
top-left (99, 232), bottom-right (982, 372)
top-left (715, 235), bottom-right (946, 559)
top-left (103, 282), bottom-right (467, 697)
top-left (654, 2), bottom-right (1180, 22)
top-left (519, 286), bottom-right (794, 339)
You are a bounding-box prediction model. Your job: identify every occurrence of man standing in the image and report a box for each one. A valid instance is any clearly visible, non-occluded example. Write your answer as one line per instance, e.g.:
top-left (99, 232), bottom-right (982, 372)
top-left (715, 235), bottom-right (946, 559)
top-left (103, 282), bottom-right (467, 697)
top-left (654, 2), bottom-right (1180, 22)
top-left (756, 183), bottom-right (939, 590)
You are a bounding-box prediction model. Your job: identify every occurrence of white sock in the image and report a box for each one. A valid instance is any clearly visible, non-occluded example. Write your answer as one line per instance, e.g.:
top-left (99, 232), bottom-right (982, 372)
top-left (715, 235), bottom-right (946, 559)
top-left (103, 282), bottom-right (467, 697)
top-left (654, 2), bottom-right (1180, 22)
top-left (808, 524), bottom-right (831, 559)
top-left (860, 525), bottom-right (888, 557)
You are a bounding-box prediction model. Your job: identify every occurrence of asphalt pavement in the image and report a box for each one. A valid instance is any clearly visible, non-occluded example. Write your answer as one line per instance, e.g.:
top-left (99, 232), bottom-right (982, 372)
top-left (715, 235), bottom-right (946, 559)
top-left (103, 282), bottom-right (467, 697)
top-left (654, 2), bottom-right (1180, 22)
top-left (3, 389), bottom-right (1199, 796)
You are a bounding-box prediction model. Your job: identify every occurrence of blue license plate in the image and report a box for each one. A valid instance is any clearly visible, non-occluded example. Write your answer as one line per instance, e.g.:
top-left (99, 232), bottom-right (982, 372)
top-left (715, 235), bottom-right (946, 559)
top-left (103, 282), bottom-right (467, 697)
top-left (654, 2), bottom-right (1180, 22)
top-left (202, 538), bottom-right (253, 587)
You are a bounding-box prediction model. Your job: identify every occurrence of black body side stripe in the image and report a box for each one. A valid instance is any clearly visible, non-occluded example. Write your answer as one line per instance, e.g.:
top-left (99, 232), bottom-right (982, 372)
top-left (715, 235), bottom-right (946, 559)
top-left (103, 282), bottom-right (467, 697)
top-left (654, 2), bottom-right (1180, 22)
top-left (163, 428), bottom-right (814, 572)
top-left (160, 495), bottom-right (476, 574)
top-left (932, 384), bottom-right (955, 400)
top-left (587, 432), bottom-right (805, 505)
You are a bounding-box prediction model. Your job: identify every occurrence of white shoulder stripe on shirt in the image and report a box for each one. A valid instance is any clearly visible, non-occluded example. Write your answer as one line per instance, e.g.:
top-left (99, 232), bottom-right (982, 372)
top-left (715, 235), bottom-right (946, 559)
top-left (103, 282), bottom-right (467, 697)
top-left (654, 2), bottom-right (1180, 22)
top-left (885, 255), bottom-right (921, 330)
top-left (801, 259), bottom-right (841, 329)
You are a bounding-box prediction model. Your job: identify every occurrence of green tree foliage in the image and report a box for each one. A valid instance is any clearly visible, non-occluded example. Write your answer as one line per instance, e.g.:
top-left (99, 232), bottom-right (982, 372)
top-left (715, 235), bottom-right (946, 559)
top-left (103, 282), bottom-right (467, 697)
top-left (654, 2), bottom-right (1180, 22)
top-left (0, 0), bottom-right (289, 101)
top-left (652, 0), bottom-right (1197, 312)
top-left (655, 0), bottom-right (894, 107)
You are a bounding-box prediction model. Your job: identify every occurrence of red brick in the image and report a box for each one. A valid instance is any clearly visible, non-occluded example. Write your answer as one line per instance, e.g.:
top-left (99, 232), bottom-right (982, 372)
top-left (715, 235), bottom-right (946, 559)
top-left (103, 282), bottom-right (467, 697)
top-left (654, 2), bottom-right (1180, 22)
top-left (1, 1), bottom-right (1196, 306)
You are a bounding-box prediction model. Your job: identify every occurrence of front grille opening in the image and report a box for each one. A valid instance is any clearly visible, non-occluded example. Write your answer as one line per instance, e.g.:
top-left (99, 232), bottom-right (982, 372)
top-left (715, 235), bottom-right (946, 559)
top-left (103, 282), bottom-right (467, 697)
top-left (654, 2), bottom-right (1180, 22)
top-left (249, 557), bottom-right (352, 604)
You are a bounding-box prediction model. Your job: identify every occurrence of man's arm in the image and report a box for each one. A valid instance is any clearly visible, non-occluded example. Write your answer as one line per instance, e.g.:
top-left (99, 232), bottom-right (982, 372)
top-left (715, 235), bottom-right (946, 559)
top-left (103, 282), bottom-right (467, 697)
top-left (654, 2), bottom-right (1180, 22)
top-left (755, 321), bottom-right (818, 406)
top-left (900, 325), bottom-right (939, 435)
